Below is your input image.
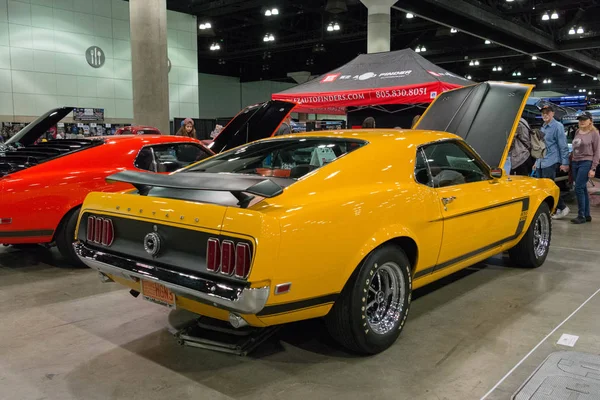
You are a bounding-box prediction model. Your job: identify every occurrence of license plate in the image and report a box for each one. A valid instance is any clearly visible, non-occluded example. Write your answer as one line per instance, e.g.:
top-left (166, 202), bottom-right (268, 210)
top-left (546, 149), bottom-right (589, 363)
top-left (141, 280), bottom-right (176, 309)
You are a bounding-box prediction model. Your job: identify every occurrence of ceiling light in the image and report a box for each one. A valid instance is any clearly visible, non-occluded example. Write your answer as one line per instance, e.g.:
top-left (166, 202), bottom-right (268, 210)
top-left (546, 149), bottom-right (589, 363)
top-left (406, 13), bottom-right (414, 19)
top-left (467, 75), bottom-right (472, 79)
top-left (569, 27), bottom-right (576, 35)
top-left (475, 60), bottom-right (479, 66)
top-left (469, 60), bottom-right (474, 66)
top-left (263, 33), bottom-right (275, 42)
top-left (568, 68), bottom-right (573, 72)
top-left (551, 11), bottom-right (559, 19)
top-left (210, 43), bottom-right (220, 51)
top-left (542, 13), bottom-right (549, 21)
top-left (595, 78), bottom-right (598, 81)
top-left (506, 0), bottom-right (514, 2)
top-left (493, 66), bottom-right (497, 71)
top-left (199, 22), bottom-right (212, 30)
top-left (420, 46), bottom-right (426, 52)
top-left (265, 9), bottom-right (272, 16)
top-left (269, 34), bottom-right (275, 41)
top-left (589, 91), bottom-right (593, 95)
top-left (582, 73), bottom-right (586, 77)
top-left (327, 24), bottom-right (334, 32)
top-left (498, 66), bottom-right (502, 71)
top-left (532, 56), bottom-right (538, 60)
top-left (517, 72), bottom-right (521, 76)
top-left (415, 47), bottom-right (421, 53)
top-left (485, 40), bottom-right (491, 44)
top-left (551, 63), bottom-right (556, 66)
top-left (271, 8), bottom-right (279, 15)
top-left (577, 27), bottom-right (584, 34)
top-left (333, 23), bottom-right (340, 31)
top-left (450, 28), bottom-right (458, 33)
top-left (512, 72), bottom-right (516, 76)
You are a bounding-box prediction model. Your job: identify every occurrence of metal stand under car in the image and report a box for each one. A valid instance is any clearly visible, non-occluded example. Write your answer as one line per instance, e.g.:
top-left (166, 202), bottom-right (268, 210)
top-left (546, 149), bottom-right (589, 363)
top-left (170, 316), bottom-right (281, 356)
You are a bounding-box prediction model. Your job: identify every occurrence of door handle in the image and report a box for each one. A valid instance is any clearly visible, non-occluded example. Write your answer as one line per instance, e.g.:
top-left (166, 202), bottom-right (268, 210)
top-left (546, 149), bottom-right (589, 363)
top-left (441, 196), bottom-right (456, 210)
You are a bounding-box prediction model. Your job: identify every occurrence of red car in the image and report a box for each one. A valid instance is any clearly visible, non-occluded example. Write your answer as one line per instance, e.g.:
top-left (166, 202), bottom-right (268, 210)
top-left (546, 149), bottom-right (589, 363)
top-left (0, 107), bottom-right (212, 265)
top-left (114, 126), bottom-right (162, 135)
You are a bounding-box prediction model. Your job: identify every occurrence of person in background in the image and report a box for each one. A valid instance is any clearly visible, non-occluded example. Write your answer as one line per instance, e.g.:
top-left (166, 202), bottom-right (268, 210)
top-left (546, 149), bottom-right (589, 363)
top-left (276, 115), bottom-right (292, 136)
top-left (176, 118), bottom-right (196, 138)
top-left (535, 105), bottom-right (570, 219)
top-left (570, 112), bottom-right (600, 224)
top-left (362, 117), bottom-right (376, 129)
top-left (510, 117), bottom-right (534, 176)
top-left (411, 115), bottom-right (421, 128)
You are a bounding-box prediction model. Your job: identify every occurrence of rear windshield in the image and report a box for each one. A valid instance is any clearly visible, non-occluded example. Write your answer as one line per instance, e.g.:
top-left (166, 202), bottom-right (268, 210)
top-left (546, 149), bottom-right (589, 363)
top-left (185, 138), bottom-right (366, 179)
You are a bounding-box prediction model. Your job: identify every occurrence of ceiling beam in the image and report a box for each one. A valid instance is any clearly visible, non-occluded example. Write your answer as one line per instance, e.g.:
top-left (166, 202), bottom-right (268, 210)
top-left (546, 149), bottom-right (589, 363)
top-left (392, 0), bottom-right (600, 75)
top-left (190, 0), bottom-right (265, 17)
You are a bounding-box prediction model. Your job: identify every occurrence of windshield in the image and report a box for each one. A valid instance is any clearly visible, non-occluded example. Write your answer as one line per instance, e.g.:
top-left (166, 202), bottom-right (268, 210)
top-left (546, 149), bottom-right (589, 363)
top-left (186, 138), bottom-right (366, 179)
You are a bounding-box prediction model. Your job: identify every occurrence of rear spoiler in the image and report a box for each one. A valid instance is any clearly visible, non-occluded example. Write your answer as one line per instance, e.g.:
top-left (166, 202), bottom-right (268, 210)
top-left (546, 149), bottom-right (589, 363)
top-left (106, 171), bottom-right (284, 208)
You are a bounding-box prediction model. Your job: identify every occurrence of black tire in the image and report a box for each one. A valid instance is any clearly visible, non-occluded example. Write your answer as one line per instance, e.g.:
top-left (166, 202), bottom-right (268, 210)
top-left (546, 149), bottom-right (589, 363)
top-left (55, 206), bottom-right (86, 268)
top-left (508, 202), bottom-right (551, 268)
top-left (325, 245), bottom-right (412, 355)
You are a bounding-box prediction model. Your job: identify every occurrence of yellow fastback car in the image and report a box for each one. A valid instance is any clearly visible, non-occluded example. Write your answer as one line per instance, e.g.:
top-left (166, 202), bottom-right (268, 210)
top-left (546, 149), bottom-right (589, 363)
top-left (73, 82), bottom-right (559, 354)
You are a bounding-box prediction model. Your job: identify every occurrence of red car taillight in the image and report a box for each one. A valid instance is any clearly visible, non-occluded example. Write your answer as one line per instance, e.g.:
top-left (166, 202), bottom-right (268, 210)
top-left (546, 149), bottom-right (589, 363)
top-left (235, 243), bottom-right (251, 279)
top-left (87, 216), bottom-right (114, 247)
top-left (206, 238), bottom-right (252, 279)
top-left (206, 238), bottom-right (220, 272)
top-left (220, 240), bottom-right (235, 276)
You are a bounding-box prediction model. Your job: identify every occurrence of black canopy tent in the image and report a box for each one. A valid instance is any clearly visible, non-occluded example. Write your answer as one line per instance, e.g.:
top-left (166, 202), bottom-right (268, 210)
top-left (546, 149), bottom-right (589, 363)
top-left (273, 49), bottom-right (473, 120)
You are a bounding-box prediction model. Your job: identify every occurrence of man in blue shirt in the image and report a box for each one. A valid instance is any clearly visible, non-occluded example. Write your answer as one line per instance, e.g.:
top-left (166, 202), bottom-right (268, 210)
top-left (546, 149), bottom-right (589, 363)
top-left (536, 105), bottom-right (570, 218)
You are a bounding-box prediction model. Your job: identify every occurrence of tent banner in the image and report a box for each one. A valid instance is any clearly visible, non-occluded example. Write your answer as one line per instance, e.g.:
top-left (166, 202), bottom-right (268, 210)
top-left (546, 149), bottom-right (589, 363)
top-left (274, 82), bottom-right (463, 112)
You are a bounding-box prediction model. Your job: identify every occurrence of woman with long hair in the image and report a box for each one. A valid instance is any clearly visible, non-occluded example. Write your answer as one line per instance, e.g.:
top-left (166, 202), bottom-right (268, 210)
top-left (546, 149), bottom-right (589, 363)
top-left (570, 112), bottom-right (600, 224)
top-left (176, 118), bottom-right (196, 138)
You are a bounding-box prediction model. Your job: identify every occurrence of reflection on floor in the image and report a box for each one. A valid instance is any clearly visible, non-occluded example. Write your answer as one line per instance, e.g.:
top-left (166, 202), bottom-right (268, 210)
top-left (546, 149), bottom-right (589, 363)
top-left (1, 203), bottom-right (600, 400)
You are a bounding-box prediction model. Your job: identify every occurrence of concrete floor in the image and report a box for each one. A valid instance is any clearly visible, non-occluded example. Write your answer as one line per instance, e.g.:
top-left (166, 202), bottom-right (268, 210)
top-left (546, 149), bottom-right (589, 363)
top-left (1, 202), bottom-right (600, 400)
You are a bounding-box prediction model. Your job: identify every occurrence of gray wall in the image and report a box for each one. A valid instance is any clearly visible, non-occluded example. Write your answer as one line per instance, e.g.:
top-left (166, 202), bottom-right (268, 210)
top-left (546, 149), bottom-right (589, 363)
top-left (198, 72), bottom-right (296, 119)
top-left (0, 0), bottom-right (198, 121)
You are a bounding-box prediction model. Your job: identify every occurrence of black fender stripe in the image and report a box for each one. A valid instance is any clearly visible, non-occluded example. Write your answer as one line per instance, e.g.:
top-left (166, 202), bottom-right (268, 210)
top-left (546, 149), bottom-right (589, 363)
top-left (257, 293), bottom-right (339, 316)
top-left (0, 229), bottom-right (54, 238)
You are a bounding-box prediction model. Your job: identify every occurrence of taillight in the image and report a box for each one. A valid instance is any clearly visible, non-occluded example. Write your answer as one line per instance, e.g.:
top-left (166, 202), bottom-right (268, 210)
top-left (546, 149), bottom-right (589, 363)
top-left (102, 219), bottom-right (114, 246)
top-left (87, 216), bottom-right (114, 247)
top-left (220, 240), bottom-right (235, 275)
top-left (87, 216), bottom-right (95, 241)
top-left (206, 238), bottom-right (220, 272)
top-left (235, 243), bottom-right (251, 279)
top-left (206, 238), bottom-right (252, 279)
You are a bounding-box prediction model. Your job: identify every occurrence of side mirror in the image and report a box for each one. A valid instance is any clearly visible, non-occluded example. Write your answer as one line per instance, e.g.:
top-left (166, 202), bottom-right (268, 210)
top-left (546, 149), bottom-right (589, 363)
top-left (491, 168), bottom-right (504, 179)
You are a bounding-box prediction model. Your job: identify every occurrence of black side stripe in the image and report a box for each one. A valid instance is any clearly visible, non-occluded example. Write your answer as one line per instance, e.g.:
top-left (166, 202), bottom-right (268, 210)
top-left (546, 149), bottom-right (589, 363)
top-left (414, 197), bottom-right (530, 279)
top-left (0, 229), bottom-right (54, 238)
top-left (257, 293), bottom-right (339, 316)
top-left (441, 197), bottom-right (529, 221)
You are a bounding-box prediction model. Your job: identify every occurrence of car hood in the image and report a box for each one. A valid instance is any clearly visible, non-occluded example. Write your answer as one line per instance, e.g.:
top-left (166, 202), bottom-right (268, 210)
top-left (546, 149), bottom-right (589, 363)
top-left (4, 107), bottom-right (74, 146)
top-left (207, 100), bottom-right (296, 154)
top-left (415, 82), bottom-right (533, 168)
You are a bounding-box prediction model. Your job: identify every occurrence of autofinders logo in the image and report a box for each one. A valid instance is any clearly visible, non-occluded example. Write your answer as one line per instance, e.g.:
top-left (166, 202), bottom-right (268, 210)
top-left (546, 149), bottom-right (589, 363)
top-left (86, 46), bottom-right (105, 68)
top-left (321, 73), bottom-right (341, 83)
top-left (358, 72), bottom-right (377, 80)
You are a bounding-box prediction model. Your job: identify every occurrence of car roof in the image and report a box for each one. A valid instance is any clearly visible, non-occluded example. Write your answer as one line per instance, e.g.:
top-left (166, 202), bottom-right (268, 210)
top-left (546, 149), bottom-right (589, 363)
top-left (273, 129), bottom-right (459, 146)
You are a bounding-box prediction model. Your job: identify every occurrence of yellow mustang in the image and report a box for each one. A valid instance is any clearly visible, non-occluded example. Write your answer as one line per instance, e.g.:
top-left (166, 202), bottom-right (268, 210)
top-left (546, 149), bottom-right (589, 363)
top-left (73, 82), bottom-right (559, 354)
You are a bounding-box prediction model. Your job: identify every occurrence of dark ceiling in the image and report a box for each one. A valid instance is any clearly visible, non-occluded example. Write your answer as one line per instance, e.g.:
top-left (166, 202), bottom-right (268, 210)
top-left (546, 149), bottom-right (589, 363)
top-left (166, 0), bottom-right (600, 94)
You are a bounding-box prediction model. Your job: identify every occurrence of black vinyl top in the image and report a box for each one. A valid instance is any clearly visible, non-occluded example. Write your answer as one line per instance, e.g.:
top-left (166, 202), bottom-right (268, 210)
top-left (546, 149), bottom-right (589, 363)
top-left (415, 82), bottom-right (532, 168)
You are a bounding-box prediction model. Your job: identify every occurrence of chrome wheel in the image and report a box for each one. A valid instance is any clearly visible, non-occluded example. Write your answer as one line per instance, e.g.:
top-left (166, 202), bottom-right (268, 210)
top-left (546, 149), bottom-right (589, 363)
top-left (533, 212), bottom-right (550, 258)
top-left (365, 262), bottom-right (405, 335)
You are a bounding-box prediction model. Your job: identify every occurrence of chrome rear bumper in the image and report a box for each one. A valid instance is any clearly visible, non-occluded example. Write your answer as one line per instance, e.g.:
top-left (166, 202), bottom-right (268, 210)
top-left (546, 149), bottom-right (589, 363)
top-left (73, 241), bottom-right (269, 314)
